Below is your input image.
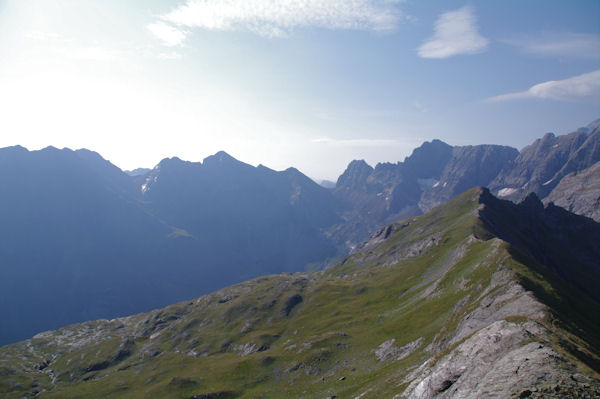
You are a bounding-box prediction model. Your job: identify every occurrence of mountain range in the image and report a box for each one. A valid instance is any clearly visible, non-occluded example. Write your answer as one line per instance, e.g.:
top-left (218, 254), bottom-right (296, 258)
top-left (331, 118), bottom-right (600, 248)
top-left (1, 187), bottom-right (598, 398)
top-left (0, 119), bottom-right (598, 345)
top-left (0, 147), bottom-right (339, 345)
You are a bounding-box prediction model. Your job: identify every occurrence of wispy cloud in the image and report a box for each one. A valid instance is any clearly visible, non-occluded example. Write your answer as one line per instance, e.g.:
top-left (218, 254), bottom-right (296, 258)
top-left (311, 137), bottom-right (420, 148)
top-left (69, 47), bottom-right (118, 61)
top-left (418, 6), bottom-right (488, 59)
top-left (26, 30), bottom-right (118, 61)
top-left (158, 51), bottom-right (183, 60)
top-left (26, 31), bottom-right (66, 42)
top-left (151, 0), bottom-right (403, 41)
top-left (486, 69), bottom-right (600, 103)
top-left (147, 21), bottom-right (188, 46)
top-left (501, 32), bottom-right (600, 59)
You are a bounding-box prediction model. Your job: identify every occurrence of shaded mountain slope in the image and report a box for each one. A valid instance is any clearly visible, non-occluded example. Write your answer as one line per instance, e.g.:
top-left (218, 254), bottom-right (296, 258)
top-left (0, 147), bottom-right (339, 345)
top-left (140, 151), bottom-right (340, 274)
top-left (0, 146), bottom-right (202, 345)
top-left (1, 187), bottom-right (598, 398)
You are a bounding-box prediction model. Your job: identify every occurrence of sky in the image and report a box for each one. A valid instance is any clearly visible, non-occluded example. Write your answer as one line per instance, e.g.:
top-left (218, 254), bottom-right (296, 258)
top-left (0, 0), bottom-right (599, 181)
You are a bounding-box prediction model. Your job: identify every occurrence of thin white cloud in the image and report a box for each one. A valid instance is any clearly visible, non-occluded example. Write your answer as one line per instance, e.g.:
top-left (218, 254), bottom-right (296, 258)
top-left (26, 31), bottom-right (67, 42)
top-left (25, 30), bottom-right (118, 62)
top-left (156, 0), bottom-right (403, 39)
top-left (147, 21), bottom-right (188, 46)
top-left (69, 47), bottom-right (118, 61)
top-left (158, 51), bottom-right (183, 60)
top-left (486, 69), bottom-right (600, 103)
top-left (502, 32), bottom-right (600, 59)
top-left (418, 6), bottom-right (488, 59)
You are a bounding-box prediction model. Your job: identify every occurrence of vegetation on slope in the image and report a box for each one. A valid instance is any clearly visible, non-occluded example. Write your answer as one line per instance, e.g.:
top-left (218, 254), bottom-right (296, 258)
top-left (1, 188), bottom-right (599, 398)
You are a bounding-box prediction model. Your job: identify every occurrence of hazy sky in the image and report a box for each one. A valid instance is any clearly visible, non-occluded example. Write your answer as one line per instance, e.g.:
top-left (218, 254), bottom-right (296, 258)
top-left (1, 0), bottom-right (599, 180)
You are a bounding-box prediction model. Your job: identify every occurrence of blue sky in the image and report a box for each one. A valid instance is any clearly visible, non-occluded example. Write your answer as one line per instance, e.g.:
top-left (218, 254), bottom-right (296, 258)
top-left (0, 0), bottom-right (599, 180)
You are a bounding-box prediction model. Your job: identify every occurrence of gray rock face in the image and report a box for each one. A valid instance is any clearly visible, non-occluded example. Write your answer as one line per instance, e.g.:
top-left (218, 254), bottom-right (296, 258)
top-left (332, 120), bottom-right (600, 252)
top-left (551, 128), bottom-right (600, 184)
top-left (335, 159), bottom-right (374, 193)
top-left (419, 145), bottom-right (518, 212)
top-left (544, 161), bottom-right (600, 222)
top-left (401, 320), bottom-right (576, 399)
top-left (331, 141), bottom-right (520, 249)
top-left (374, 337), bottom-right (424, 362)
top-left (449, 273), bottom-right (547, 346)
top-left (489, 127), bottom-right (598, 201)
top-left (332, 120), bottom-right (600, 257)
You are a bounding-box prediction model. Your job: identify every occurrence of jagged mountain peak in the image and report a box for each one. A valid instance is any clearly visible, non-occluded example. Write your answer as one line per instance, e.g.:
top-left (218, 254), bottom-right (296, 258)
top-left (75, 147), bottom-right (103, 159)
top-left (203, 150), bottom-right (242, 166)
top-left (40, 145), bottom-right (62, 152)
top-left (283, 166), bottom-right (301, 175)
top-left (346, 158), bottom-right (372, 170)
top-left (0, 144), bottom-right (28, 154)
top-left (335, 159), bottom-right (374, 190)
top-left (402, 138), bottom-right (453, 178)
top-left (157, 155), bottom-right (185, 167)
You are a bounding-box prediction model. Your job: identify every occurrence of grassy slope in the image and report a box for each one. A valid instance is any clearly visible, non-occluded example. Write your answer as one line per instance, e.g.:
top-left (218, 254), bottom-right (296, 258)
top-left (1, 188), bottom-right (599, 398)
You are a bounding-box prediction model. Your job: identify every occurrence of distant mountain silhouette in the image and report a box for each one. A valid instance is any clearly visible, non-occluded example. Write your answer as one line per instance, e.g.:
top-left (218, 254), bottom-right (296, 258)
top-left (0, 147), bottom-right (338, 344)
top-left (124, 167), bottom-right (151, 176)
top-left (0, 119), bottom-right (598, 345)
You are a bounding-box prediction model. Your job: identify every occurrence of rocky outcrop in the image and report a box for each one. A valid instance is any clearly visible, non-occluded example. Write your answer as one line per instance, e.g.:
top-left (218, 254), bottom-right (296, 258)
top-left (374, 337), bottom-right (423, 362)
top-left (544, 161), bottom-right (600, 222)
top-left (401, 320), bottom-right (586, 399)
top-left (419, 144), bottom-right (518, 212)
top-left (490, 125), bottom-right (599, 201)
top-left (334, 160), bottom-right (374, 194)
top-left (331, 140), bottom-right (520, 249)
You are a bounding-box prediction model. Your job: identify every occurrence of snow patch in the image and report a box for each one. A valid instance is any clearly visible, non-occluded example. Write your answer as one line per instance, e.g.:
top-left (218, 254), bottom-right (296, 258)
top-left (497, 188), bottom-right (518, 197)
top-left (417, 178), bottom-right (439, 190)
top-left (141, 175), bottom-right (158, 194)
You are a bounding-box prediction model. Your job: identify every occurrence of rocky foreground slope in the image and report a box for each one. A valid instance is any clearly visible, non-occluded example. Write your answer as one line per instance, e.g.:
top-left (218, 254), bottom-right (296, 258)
top-left (1, 187), bottom-right (599, 398)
